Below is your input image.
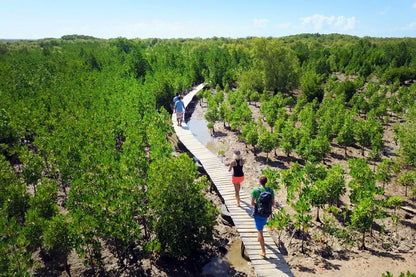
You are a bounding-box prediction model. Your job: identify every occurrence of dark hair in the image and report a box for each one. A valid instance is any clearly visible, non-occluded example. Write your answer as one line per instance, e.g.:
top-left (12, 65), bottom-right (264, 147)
top-left (259, 175), bottom-right (267, 186)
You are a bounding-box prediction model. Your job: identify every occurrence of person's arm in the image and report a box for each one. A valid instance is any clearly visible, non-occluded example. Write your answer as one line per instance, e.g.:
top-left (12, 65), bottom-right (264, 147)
top-left (251, 197), bottom-right (256, 207)
top-left (228, 160), bottom-right (234, 171)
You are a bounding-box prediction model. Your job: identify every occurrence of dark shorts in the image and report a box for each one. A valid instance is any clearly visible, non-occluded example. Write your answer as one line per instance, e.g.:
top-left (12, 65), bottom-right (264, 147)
top-left (254, 214), bottom-right (268, 231)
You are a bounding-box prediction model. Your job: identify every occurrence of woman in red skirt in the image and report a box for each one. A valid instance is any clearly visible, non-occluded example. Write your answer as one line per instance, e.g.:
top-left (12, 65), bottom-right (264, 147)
top-left (228, 150), bottom-right (245, 207)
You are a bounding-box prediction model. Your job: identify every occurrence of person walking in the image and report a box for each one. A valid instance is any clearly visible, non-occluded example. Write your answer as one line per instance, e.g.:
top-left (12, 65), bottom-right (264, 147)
top-left (173, 93), bottom-right (179, 103)
top-left (228, 150), bottom-right (245, 207)
top-left (251, 175), bottom-right (275, 258)
top-left (174, 96), bottom-right (185, 126)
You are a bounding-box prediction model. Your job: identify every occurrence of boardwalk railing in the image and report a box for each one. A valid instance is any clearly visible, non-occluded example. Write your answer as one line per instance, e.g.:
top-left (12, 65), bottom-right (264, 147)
top-left (173, 84), bottom-right (293, 277)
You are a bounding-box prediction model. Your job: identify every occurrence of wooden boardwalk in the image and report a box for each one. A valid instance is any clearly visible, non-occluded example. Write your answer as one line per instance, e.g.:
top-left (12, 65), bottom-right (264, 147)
top-left (173, 84), bottom-right (294, 277)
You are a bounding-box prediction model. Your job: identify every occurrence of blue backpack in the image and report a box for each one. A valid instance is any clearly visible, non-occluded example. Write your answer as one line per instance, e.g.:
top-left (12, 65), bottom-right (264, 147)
top-left (256, 187), bottom-right (272, 217)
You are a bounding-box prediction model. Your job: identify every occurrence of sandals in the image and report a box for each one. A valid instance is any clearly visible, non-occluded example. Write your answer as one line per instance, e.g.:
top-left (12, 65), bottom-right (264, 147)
top-left (259, 252), bottom-right (267, 259)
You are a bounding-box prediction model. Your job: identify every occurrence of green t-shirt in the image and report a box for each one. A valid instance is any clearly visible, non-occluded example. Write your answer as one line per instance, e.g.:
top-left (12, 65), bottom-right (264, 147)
top-left (251, 186), bottom-right (275, 203)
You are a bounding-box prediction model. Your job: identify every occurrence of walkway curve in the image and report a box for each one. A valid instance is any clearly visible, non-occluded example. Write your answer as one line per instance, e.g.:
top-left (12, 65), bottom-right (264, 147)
top-left (173, 84), bottom-right (294, 277)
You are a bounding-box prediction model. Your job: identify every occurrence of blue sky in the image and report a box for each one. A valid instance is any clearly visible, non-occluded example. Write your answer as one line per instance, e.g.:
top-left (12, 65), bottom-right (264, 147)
top-left (1, 0), bottom-right (416, 39)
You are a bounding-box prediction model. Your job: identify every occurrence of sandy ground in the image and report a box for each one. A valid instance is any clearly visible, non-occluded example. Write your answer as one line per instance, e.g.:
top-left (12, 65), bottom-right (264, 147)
top-left (191, 94), bottom-right (416, 277)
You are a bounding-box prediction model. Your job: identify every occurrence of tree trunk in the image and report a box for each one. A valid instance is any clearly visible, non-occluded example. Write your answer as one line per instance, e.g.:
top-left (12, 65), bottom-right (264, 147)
top-left (361, 232), bottom-right (366, 250)
top-left (301, 226), bottom-right (305, 253)
top-left (316, 207), bottom-right (321, 223)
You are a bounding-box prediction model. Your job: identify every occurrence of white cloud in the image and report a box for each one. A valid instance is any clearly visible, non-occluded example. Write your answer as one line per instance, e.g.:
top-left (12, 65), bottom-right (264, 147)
top-left (413, 2), bottom-right (416, 8)
top-left (254, 18), bottom-right (269, 28)
top-left (301, 14), bottom-right (357, 32)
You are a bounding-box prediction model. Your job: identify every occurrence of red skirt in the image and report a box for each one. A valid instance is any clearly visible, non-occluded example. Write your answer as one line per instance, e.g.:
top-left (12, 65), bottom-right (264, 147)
top-left (232, 176), bottom-right (244, 184)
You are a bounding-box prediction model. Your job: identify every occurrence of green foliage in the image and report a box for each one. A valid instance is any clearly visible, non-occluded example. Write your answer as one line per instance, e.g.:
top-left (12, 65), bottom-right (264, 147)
top-left (292, 196), bottom-right (312, 253)
top-left (229, 101), bottom-right (252, 131)
top-left (382, 271), bottom-right (416, 277)
top-left (301, 71), bottom-right (324, 102)
top-left (0, 108), bottom-right (16, 144)
top-left (350, 198), bottom-right (375, 249)
top-left (383, 66), bottom-right (416, 84)
top-left (376, 159), bottom-right (393, 189)
top-left (205, 95), bottom-right (219, 132)
top-left (238, 68), bottom-right (265, 93)
top-left (21, 148), bottom-right (44, 196)
top-left (347, 158), bottom-right (382, 204)
top-left (241, 120), bottom-right (259, 152)
top-left (325, 165), bottom-right (347, 206)
top-left (252, 38), bottom-right (300, 93)
top-left (0, 216), bottom-right (35, 276)
top-left (261, 167), bottom-right (281, 191)
top-left (336, 112), bottom-right (355, 155)
top-left (280, 120), bottom-right (297, 157)
top-left (297, 134), bottom-right (331, 163)
top-left (397, 171), bottom-right (415, 197)
top-left (395, 106), bottom-right (416, 167)
top-left (387, 196), bottom-right (403, 233)
top-left (336, 80), bottom-right (356, 103)
top-left (267, 208), bottom-right (290, 244)
top-left (43, 214), bottom-right (73, 254)
top-left (258, 125), bottom-right (278, 160)
top-left (147, 155), bottom-right (217, 257)
top-left (260, 92), bottom-right (287, 131)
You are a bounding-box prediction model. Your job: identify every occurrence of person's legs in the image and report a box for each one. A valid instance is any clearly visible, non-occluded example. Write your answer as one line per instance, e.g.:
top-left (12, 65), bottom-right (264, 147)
top-left (176, 112), bottom-right (181, 126)
top-left (233, 182), bottom-right (240, 206)
top-left (254, 215), bottom-right (267, 257)
top-left (258, 230), bottom-right (266, 256)
top-left (232, 176), bottom-right (244, 206)
top-left (178, 112), bottom-right (184, 126)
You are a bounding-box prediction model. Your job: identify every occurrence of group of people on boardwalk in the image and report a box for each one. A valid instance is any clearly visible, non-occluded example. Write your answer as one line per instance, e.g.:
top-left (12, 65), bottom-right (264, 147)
top-left (229, 150), bottom-right (275, 258)
top-left (173, 91), bottom-right (275, 259)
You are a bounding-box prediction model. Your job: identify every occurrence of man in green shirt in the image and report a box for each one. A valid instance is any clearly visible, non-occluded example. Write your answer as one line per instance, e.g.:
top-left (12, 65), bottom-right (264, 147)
top-left (251, 175), bottom-right (275, 258)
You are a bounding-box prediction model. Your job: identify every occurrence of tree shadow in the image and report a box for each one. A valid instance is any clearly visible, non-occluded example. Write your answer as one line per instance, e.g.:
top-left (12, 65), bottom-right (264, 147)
top-left (372, 220), bottom-right (388, 235)
top-left (212, 130), bottom-right (228, 138)
top-left (275, 154), bottom-right (304, 165)
top-left (402, 200), bottom-right (416, 210)
top-left (296, 265), bottom-right (316, 274)
top-left (254, 155), bottom-right (289, 170)
top-left (383, 145), bottom-right (397, 157)
top-left (153, 251), bottom-right (218, 277)
top-left (367, 248), bottom-right (406, 260)
top-left (314, 245), bottom-right (335, 259)
top-left (400, 218), bottom-right (416, 231)
top-left (33, 249), bottom-right (70, 277)
top-left (330, 152), bottom-right (346, 161)
top-left (322, 260), bottom-right (342, 271)
top-left (334, 249), bottom-right (351, 261)
top-left (277, 241), bottom-right (289, 255)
